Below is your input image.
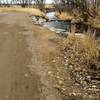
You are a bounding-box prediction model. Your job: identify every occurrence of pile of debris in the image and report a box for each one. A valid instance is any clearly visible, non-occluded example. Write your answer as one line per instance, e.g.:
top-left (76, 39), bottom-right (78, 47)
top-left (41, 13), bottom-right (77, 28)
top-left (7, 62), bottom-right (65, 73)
top-left (32, 15), bottom-right (47, 25)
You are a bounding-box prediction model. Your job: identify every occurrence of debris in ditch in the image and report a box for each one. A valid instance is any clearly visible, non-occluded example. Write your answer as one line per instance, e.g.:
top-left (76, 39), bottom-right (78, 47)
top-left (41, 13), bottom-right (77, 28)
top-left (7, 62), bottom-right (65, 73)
top-left (62, 35), bottom-right (100, 98)
top-left (49, 27), bottom-right (56, 32)
top-left (24, 73), bottom-right (29, 77)
top-left (55, 29), bottom-right (66, 33)
top-left (52, 59), bottom-right (56, 63)
top-left (32, 16), bottom-right (46, 25)
top-left (47, 71), bottom-right (53, 75)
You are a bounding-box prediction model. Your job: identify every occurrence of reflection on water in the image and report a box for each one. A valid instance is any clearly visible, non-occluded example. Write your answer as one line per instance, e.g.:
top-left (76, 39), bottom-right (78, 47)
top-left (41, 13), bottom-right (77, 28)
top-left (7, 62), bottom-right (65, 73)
top-left (46, 12), bottom-right (58, 21)
top-left (32, 12), bottom-right (71, 37)
top-left (45, 12), bottom-right (70, 32)
top-left (44, 21), bottom-right (70, 30)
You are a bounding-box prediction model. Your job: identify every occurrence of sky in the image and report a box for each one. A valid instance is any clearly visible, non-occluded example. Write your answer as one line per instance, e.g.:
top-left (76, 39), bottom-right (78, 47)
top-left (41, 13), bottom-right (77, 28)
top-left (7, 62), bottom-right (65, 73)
top-left (46, 0), bottom-right (53, 4)
top-left (1, 0), bottom-right (53, 4)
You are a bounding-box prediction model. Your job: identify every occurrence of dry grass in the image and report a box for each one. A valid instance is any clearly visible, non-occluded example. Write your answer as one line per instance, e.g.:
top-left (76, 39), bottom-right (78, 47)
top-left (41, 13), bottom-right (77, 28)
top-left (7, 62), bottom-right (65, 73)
top-left (55, 12), bottom-right (73, 20)
top-left (63, 34), bottom-right (100, 96)
top-left (55, 9), bottom-right (82, 20)
top-left (45, 4), bottom-right (54, 9)
top-left (64, 33), bottom-right (100, 68)
top-left (0, 7), bottom-right (44, 16)
top-left (81, 35), bottom-right (99, 62)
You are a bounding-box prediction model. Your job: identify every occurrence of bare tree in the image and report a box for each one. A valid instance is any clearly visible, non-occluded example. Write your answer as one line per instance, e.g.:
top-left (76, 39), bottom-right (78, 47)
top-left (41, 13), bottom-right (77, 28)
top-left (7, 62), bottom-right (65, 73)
top-left (0, 0), bottom-right (46, 8)
top-left (53, 0), bottom-right (100, 20)
top-left (34, 0), bottom-right (46, 10)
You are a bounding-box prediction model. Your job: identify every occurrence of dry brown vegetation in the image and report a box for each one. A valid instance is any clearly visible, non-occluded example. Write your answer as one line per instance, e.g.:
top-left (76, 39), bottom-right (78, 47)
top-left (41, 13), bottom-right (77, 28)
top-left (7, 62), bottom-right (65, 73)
top-left (0, 7), bottom-right (44, 16)
top-left (55, 11), bottom-right (74, 20)
top-left (65, 35), bottom-right (100, 67)
top-left (64, 33), bottom-right (100, 84)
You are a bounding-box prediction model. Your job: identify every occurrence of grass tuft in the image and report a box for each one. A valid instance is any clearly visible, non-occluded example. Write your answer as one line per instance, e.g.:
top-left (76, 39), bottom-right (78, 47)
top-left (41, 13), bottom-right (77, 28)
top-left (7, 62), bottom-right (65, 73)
top-left (64, 33), bottom-right (100, 72)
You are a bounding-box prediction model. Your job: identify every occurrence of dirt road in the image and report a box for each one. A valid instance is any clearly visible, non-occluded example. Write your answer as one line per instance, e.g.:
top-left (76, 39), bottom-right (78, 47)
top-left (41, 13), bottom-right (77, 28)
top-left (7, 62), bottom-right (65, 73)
top-left (0, 12), bottom-right (63, 100)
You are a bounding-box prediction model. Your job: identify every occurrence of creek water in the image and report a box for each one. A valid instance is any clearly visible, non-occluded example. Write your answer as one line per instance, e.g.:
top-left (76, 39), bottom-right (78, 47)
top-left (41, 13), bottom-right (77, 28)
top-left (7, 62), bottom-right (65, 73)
top-left (46, 12), bottom-right (58, 21)
top-left (44, 12), bottom-right (70, 36)
top-left (32, 12), bottom-right (100, 37)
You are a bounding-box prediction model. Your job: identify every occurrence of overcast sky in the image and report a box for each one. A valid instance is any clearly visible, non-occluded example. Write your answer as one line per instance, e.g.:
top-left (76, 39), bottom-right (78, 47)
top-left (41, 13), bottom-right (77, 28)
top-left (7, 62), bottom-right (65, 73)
top-left (46, 0), bottom-right (53, 4)
top-left (1, 0), bottom-right (53, 4)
